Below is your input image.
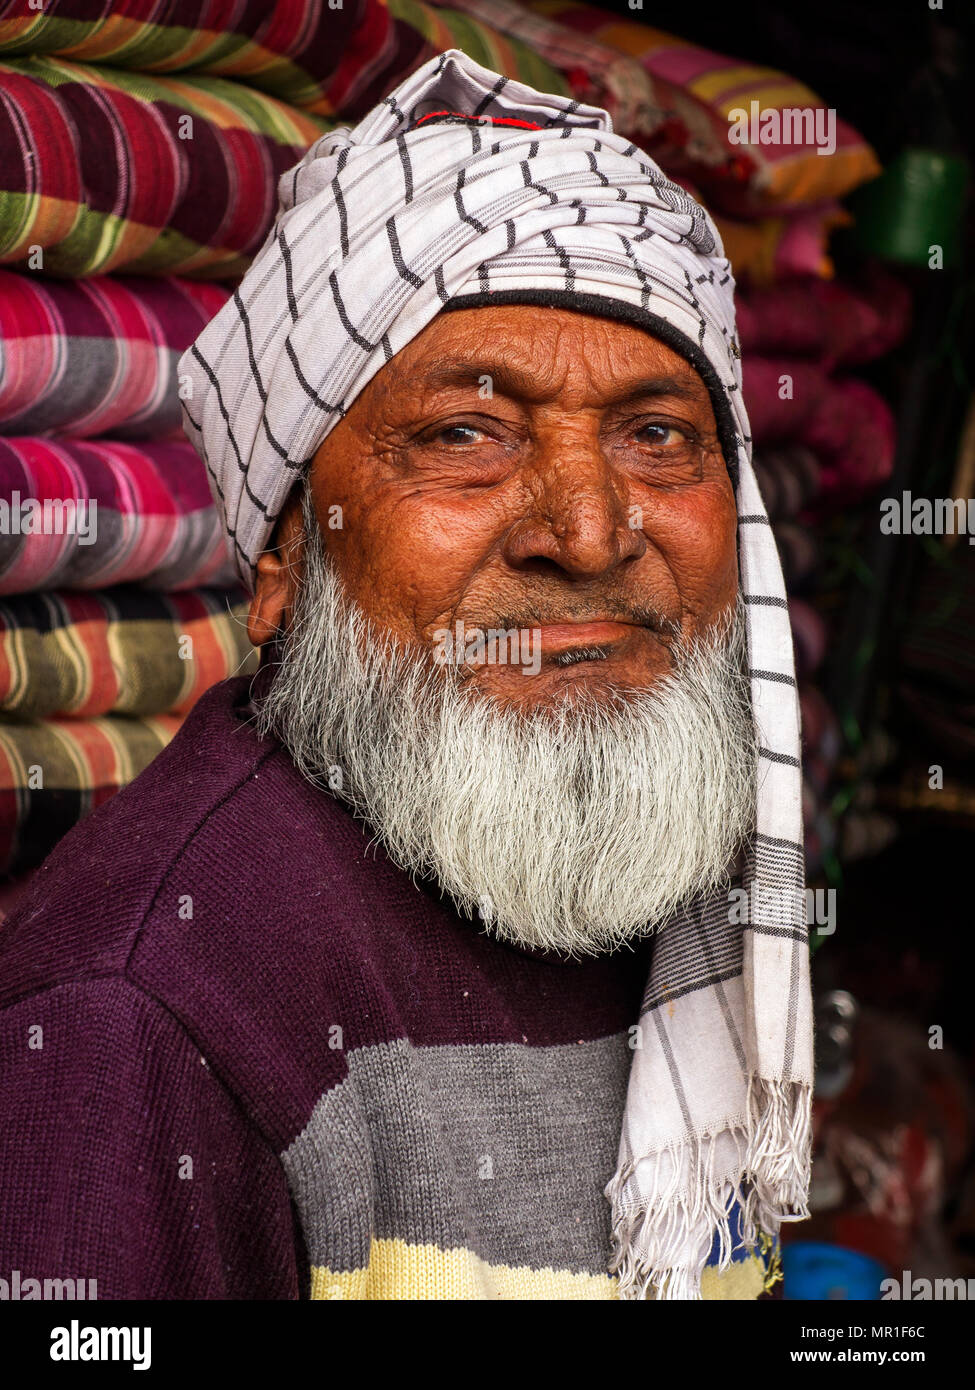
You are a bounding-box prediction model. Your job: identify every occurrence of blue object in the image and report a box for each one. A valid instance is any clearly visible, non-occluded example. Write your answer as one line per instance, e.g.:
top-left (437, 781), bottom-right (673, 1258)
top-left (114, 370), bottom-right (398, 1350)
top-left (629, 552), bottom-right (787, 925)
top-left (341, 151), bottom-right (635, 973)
top-left (783, 1242), bottom-right (886, 1300)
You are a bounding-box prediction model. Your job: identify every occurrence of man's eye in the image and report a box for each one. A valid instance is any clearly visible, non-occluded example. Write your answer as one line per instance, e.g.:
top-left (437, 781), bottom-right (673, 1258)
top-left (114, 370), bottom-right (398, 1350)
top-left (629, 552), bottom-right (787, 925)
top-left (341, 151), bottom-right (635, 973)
top-left (637, 423), bottom-right (687, 447)
top-left (436, 424), bottom-right (483, 445)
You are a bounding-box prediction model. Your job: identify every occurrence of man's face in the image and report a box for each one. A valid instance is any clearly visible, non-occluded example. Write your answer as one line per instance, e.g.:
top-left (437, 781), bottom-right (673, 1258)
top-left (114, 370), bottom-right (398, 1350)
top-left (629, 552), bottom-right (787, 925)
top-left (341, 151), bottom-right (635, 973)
top-left (296, 305), bottom-right (737, 707)
top-left (252, 304), bottom-right (755, 954)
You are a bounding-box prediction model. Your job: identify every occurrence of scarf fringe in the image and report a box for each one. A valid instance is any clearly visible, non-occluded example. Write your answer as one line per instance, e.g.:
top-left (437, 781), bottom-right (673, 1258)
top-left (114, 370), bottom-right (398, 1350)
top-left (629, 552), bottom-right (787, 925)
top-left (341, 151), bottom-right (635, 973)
top-left (606, 1076), bottom-right (812, 1301)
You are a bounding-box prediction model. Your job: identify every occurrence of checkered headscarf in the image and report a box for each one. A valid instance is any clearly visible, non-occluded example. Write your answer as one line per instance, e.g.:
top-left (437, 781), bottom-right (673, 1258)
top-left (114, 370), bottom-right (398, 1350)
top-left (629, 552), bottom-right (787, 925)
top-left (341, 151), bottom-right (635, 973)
top-left (181, 48), bottom-right (812, 1300)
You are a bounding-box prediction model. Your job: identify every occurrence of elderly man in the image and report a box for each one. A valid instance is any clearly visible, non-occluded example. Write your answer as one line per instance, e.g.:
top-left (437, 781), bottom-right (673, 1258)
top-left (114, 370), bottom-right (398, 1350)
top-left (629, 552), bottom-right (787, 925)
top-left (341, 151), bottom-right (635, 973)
top-left (0, 52), bottom-right (811, 1301)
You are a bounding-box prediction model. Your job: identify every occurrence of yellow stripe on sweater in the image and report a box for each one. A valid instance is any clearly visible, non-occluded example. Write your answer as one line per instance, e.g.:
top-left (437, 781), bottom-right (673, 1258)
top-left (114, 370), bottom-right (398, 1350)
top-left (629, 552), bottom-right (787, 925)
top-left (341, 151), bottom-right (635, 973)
top-left (311, 1238), bottom-right (768, 1300)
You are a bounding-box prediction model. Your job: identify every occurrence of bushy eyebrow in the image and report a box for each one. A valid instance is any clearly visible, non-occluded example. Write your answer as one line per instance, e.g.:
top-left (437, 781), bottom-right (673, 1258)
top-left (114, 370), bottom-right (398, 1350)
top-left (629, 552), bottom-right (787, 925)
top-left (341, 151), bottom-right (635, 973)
top-left (414, 359), bottom-right (706, 406)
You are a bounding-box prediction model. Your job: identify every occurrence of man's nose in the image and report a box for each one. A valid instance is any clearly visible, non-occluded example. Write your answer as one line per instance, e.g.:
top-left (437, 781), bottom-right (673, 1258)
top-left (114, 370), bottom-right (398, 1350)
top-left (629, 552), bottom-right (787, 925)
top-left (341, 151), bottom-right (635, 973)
top-left (501, 428), bottom-right (647, 578)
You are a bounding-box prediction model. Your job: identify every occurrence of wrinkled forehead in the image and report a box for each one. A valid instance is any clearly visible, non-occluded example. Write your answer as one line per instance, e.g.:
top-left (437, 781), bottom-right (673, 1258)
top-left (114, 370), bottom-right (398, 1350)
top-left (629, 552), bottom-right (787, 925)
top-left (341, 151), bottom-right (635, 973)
top-left (358, 299), bottom-right (716, 418)
top-left (436, 292), bottom-right (739, 467)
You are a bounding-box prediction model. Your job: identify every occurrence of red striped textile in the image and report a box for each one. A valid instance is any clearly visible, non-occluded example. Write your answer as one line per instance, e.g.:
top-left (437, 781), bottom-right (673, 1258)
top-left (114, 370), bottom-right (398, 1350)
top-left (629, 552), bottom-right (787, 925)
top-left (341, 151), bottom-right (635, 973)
top-left (0, 707), bottom-right (184, 873)
top-left (0, 270), bottom-right (230, 437)
top-left (0, 56), bottom-right (329, 277)
top-left (0, 0), bottom-right (568, 119)
top-left (0, 585), bottom-right (255, 718)
top-left (0, 437), bottom-right (234, 593)
top-left (0, 0), bottom-right (393, 111)
top-left (524, 0), bottom-right (880, 213)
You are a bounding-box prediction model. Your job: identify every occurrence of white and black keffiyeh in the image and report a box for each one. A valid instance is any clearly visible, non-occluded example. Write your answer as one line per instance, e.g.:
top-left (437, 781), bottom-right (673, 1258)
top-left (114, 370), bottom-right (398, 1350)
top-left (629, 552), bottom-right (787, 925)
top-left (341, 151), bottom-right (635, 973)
top-left (180, 48), bottom-right (812, 1300)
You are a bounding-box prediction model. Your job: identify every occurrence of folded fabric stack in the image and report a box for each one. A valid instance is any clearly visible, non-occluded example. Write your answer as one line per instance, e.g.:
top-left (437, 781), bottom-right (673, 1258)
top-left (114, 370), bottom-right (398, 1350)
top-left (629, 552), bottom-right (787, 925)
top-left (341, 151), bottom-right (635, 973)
top-left (738, 269), bottom-right (910, 506)
top-left (0, 6), bottom-right (361, 873)
top-left (735, 269), bottom-right (910, 874)
top-left (0, 0), bottom-right (899, 886)
top-left (0, 582), bottom-right (245, 867)
top-left (0, 0), bottom-right (586, 881)
top-left (506, 0), bottom-right (882, 283)
top-left (0, 269), bottom-right (257, 873)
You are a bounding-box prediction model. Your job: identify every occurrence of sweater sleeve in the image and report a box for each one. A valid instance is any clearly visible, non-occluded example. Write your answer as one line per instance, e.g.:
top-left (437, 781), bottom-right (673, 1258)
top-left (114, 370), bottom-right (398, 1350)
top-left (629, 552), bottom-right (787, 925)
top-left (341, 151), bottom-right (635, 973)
top-left (0, 976), bottom-right (303, 1299)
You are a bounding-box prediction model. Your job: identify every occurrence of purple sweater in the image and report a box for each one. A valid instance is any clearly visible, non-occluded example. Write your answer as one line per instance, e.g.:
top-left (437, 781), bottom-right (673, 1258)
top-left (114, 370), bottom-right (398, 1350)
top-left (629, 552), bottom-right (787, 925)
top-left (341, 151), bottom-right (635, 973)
top-left (0, 674), bottom-right (767, 1299)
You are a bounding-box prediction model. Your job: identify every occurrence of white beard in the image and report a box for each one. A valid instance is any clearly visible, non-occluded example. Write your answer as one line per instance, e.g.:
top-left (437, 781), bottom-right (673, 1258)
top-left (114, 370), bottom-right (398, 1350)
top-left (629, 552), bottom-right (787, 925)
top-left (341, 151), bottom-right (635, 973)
top-left (255, 492), bottom-right (758, 958)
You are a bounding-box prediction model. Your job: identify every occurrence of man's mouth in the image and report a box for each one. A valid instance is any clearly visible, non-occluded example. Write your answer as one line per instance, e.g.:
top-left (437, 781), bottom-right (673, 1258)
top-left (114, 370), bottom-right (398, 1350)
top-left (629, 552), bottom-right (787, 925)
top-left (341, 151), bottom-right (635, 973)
top-left (533, 619), bottom-right (643, 657)
top-left (432, 608), bottom-right (680, 677)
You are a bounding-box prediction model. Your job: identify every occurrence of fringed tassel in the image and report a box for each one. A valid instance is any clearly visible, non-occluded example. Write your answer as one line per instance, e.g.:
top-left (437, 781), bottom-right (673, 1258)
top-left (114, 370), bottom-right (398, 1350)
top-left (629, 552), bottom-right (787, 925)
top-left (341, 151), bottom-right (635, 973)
top-left (606, 1075), bottom-right (812, 1301)
top-left (740, 1076), bottom-right (812, 1250)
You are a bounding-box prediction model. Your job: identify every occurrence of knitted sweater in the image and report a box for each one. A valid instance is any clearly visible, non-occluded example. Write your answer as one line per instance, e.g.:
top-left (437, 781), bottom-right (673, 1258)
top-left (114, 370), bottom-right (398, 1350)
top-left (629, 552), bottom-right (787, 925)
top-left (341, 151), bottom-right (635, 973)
top-left (0, 674), bottom-right (769, 1300)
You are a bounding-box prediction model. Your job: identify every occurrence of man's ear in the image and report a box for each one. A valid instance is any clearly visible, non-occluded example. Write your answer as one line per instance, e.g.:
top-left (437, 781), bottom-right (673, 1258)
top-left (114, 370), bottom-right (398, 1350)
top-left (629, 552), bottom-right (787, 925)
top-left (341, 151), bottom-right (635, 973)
top-left (247, 488), bottom-right (307, 648)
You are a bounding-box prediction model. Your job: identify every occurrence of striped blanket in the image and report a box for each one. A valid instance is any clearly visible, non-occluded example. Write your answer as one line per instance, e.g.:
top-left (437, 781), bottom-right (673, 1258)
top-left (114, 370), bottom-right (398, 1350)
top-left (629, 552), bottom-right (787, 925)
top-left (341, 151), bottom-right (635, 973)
top-left (0, 56), bottom-right (329, 277)
top-left (0, 707), bottom-right (183, 874)
top-left (0, 271), bottom-right (230, 438)
top-left (0, 437), bottom-right (234, 593)
top-left (0, 0), bottom-right (385, 108)
top-left (0, 586), bottom-right (254, 719)
top-left (525, 0), bottom-right (880, 212)
top-left (0, 0), bottom-right (570, 119)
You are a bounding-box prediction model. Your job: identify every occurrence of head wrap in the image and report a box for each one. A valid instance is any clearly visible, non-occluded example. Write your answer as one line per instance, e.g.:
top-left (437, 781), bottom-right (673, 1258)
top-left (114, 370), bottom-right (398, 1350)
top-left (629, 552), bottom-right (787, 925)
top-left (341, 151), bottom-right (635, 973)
top-left (181, 49), bottom-right (812, 1299)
